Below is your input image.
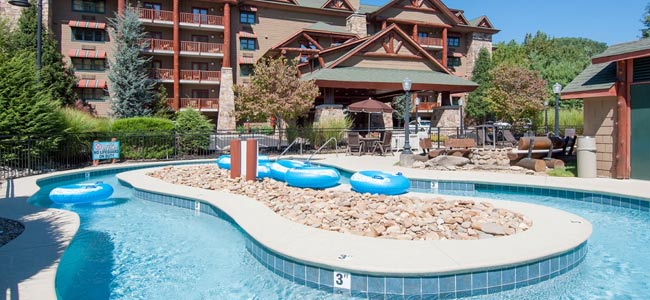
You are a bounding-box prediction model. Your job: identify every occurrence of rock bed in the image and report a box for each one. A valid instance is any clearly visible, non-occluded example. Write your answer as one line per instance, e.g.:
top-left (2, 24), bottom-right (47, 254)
top-left (0, 217), bottom-right (25, 247)
top-left (149, 166), bottom-right (532, 241)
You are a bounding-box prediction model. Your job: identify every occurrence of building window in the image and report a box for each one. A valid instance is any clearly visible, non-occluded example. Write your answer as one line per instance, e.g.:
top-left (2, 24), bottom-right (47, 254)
top-left (72, 58), bottom-right (105, 71)
top-left (143, 2), bottom-right (161, 10)
top-left (447, 57), bottom-right (461, 68)
top-left (240, 11), bottom-right (256, 24)
top-left (447, 36), bottom-right (460, 47)
top-left (79, 88), bottom-right (107, 101)
top-left (240, 38), bottom-right (256, 50)
top-left (72, 28), bottom-right (105, 42)
top-left (72, 0), bottom-right (106, 13)
top-left (417, 32), bottom-right (428, 38)
top-left (192, 89), bottom-right (209, 98)
top-left (240, 64), bottom-right (254, 76)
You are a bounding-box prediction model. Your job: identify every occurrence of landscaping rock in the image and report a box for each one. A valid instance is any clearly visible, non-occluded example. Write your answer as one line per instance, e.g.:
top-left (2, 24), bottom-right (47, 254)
top-left (426, 156), bottom-right (470, 168)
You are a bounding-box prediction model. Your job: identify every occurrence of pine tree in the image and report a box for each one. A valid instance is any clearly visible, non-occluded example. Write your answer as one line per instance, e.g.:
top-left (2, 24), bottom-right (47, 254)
top-left (12, 3), bottom-right (78, 106)
top-left (643, 3), bottom-right (650, 38)
top-left (465, 48), bottom-right (494, 123)
top-left (108, 5), bottom-right (156, 118)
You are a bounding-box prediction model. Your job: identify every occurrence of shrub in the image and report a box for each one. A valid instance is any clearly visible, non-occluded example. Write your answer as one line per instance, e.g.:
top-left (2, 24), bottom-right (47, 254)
top-left (175, 108), bottom-right (215, 155)
top-left (110, 117), bottom-right (175, 159)
top-left (58, 107), bottom-right (112, 160)
top-left (536, 109), bottom-right (583, 129)
top-left (311, 116), bottom-right (352, 148)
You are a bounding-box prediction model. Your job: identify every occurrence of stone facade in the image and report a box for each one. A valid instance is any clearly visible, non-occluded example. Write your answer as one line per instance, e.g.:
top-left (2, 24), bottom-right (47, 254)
top-left (346, 13), bottom-right (367, 37)
top-left (469, 148), bottom-right (511, 166)
top-left (1, 0), bottom-right (50, 29)
top-left (430, 107), bottom-right (461, 130)
top-left (314, 104), bottom-right (344, 123)
top-left (464, 32), bottom-right (493, 80)
top-left (217, 68), bottom-right (236, 131)
top-left (583, 96), bottom-right (617, 177)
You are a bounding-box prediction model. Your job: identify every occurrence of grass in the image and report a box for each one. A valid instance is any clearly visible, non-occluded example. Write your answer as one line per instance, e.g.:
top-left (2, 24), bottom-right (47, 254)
top-left (536, 109), bottom-right (584, 129)
top-left (547, 161), bottom-right (577, 177)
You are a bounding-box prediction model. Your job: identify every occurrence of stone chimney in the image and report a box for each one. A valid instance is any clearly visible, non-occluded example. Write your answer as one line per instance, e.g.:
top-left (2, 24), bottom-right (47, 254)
top-left (346, 13), bottom-right (367, 37)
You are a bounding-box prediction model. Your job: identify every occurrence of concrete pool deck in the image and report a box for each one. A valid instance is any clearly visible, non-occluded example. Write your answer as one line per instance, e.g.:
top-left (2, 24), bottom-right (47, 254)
top-left (1, 155), bottom-right (647, 300)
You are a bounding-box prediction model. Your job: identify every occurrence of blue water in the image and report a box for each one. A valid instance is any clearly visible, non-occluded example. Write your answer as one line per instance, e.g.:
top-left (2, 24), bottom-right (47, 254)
top-left (29, 170), bottom-right (650, 300)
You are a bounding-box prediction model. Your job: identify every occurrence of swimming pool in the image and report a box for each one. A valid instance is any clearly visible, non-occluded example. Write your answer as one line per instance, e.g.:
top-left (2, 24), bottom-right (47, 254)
top-left (30, 166), bottom-right (650, 299)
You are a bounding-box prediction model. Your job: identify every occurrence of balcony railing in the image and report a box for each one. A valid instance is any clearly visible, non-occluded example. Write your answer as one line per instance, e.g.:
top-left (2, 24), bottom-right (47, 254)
top-left (413, 102), bottom-right (440, 111)
top-left (137, 8), bottom-right (173, 22)
top-left (180, 70), bottom-right (221, 82)
top-left (166, 98), bottom-right (219, 110)
top-left (417, 36), bottom-right (443, 47)
top-left (141, 38), bottom-right (174, 51)
top-left (150, 68), bottom-right (174, 80)
top-left (180, 41), bottom-right (223, 54)
top-left (179, 13), bottom-right (223, 26)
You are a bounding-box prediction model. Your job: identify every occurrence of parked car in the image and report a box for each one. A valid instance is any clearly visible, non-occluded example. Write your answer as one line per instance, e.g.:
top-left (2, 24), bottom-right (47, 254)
top-left (408, 120), bottom-right (432, 133)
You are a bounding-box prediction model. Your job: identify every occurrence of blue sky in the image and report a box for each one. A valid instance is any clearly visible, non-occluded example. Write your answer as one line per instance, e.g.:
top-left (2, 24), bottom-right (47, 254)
top-left (360, 0), bottom-right (648, 45)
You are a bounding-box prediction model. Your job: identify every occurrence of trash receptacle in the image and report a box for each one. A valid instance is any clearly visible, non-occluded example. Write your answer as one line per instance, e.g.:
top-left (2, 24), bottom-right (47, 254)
top-left (577, 136), bottom-right (597, 178)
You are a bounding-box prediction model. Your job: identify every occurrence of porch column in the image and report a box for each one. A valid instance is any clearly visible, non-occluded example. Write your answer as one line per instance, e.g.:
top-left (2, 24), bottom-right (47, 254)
top-left (615, 60), bottom-right (632, 179)
top-left (412, 24), bottom-right (417, 40)
top-left (442, 27), bottom-right (448, 68)
top-left (118, 0), bottom-right (125, 15)
top-left (381, 20), bottom-right (387, 30)
top-left (222, 3), bottom-right (231, 68)
top-left (172, 0), bottom-right (180, 110)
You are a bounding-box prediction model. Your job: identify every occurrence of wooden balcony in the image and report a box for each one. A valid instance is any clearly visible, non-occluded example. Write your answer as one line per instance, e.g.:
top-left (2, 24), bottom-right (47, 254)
top-left (180, 70), bottom-right (221, 83)
top-left (150, 68), bottom-right (174, 81)
top-left (413, 102), bottom-right (440, 112)
top-left (167, 98), bottom-right (219, 111)
top-left (179, 12), bottom-right (224, 28)
top-left (137, 8), bottom-right (173, 24)
top-left (180, 41), bottom-right (223, 57)
top-left (417, 36), bottom-right (443, 48)
top-left (141, 38), bottom-right (174, 55)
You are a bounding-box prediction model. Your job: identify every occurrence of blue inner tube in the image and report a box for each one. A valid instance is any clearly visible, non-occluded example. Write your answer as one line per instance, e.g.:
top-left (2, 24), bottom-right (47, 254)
top-left (349, 171), bottom-right (410, 195)
top-left (286, 166), bottom-right (341, 189)
top-left (217, 155), bottom-right (271, 171)
top-left (269, 160), bottom-right (306, 181)
top-left (257, 162), bottom-right (273, 179)
top-left (49, 182), bottom-right (114, 204)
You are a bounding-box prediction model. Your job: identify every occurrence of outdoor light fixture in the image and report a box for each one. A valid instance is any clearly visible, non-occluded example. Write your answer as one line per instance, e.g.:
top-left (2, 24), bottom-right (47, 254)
top-left (402, 77), bottom-right (413, 154)
top-left (9, 0), bottom-right (41, 73)
top-left (414, 97), bottom-right (420, 133)
top-left (458, 98), bottom-right (464, 135)
top-left (553, 82), bottom-right (562, 136)
top-left (543, 100), bottom-right (549, 133)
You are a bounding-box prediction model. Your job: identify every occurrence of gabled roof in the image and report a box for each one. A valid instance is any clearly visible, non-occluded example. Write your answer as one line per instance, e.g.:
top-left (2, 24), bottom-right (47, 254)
top-left (358, 4), bottom-right (381, 14)
top-left (451, 9), bottom-right (469, 26)
top-left (370, 0), bottom-right (460, 25)
top-left (562, 62), bottom-right (617, 96)
top-left (305, 21), bottom-right (353, 35)
top-left (592, 38), bottom-right (650, 64)
top-left (468, 15), bottom-right (494, 29)
top-left (326, 23), bottom-right (451, 73)
top-left (269, 23), bottom-right (357, 51)
top-left (320, 0), bottom-right (355, 11)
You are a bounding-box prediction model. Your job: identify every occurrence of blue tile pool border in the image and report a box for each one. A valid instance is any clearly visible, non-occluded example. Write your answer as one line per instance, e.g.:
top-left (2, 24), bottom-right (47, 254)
top-left (130, 187), bottom-right (589, 299)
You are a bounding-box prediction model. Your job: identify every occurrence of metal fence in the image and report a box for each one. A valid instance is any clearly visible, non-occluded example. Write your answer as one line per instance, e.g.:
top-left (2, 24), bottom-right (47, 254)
top-left (0, 125), bottom-right (583, 180)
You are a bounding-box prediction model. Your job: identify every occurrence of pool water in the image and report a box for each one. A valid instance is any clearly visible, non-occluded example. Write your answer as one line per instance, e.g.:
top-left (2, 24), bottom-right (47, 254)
top-left (30, 170), bottom-right (650, 300)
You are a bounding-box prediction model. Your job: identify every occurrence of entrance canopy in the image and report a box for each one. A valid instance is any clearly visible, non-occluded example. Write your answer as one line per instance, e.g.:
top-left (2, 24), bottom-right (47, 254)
top-left (348, 97), bottom-right (393, 113)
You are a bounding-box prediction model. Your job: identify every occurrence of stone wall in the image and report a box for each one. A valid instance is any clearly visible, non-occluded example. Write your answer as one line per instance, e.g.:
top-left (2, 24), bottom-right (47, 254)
top-left (583, 96), bottom-right (617, 177)
top-left (465, 32), bottom-right (493, 80)
top-left (430, 107), bottom-right (461, 131)
top-left (468, 148), bottom-right (511, 167)
top-left (314, 104), bottom-right (344, 123)
top-left (346, 13), bottom-right (367, 37)
top-left (0, 0), bottom-right (50, 29)
top-left (217, 67), bottom-right (236, 131)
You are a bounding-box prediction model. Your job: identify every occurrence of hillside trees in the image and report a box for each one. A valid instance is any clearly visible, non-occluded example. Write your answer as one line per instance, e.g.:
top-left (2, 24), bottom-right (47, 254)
top-left (465, 48), bottom-right (494, 123)
top-left (484, 64), bottom-right (548, 123)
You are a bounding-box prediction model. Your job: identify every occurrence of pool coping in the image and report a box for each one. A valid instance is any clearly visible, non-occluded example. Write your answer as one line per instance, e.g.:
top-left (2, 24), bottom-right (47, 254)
top-left (118, 166), bottom-right (592, 276)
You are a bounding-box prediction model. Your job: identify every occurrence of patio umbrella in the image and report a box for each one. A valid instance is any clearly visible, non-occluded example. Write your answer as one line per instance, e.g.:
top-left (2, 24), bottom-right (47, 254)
top-left (347, 98), bottom-right (393, 131)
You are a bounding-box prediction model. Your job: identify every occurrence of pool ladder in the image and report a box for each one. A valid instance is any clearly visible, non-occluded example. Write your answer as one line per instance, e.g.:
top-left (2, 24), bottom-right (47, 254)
top-left (307, 137), bottom-right (338, 163)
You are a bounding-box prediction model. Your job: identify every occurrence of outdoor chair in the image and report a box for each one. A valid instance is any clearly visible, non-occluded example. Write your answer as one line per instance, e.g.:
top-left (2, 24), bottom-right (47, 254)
top-left (346, 132), bottom-right (364, 155)
top-left (477, 128), bottom-right (493, 146)
top-left (372, 130), bottom-right (394, 156)
top-left (502, 129), bottom-right (518, 147)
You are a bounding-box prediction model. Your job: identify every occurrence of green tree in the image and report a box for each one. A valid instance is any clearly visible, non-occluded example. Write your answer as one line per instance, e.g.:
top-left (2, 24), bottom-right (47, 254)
top-left (233, 57), bottom-right (319, 138)
top-left (484, 64), bottom-right (549, 123)
top-left (391, 95), bottom-right (406, 127)
top-left (643, 3), bottom-right (650, 38)
top-left (465, 47), bottom-right (494, 123)
top-left (152, 85), bottom-right (175, 119)
top-left (108, 5), bottom-right (156, 118)
top-left (175, 108), bottom-right (215, 154)
top-left (11, 2), bottom-right (78, 106)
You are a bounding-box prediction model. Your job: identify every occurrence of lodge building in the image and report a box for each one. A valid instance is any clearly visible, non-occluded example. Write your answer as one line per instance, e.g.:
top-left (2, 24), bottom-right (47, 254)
top-left (45, 0), bottom-right (498, 129)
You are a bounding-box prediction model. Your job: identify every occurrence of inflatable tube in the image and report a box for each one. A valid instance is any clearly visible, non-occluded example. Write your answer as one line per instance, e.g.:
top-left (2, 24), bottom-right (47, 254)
top-left (49, 182), bottom-right (114, 204)
top-left (218, 155), bottom-right (271, 170)
top-left (269, 160), bottom-right (306, 181)
top-left (350, 171), bottom-right (410, 195)
top-left (257, 162), bottom-right (273, 179)
top-left (286, 166), bottom-right (341, 189)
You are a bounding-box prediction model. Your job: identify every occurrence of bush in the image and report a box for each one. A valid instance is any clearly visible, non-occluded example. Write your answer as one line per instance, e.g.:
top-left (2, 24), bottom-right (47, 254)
top-left (58, 108), bottom-right (112, 160)
top-left (110, 117), bottom-right (175, 159)
top-left (175, 108), bottom-right (215, 155)
top-left (311, 116), bottom-right (352, 148)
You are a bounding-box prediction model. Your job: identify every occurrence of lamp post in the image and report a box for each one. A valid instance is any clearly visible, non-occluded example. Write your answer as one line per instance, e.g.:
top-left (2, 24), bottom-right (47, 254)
top-left (9, 0), bottom-right (41, 73)
top-left (458, 98), bottom-right (464, 136)
top-left (543, 100), bottom-right (549, 134)
top-left (553, 82), bottom-right (562, 136)
top-left (402, 77), bottom-right (413, 154)
top-left (414, 97), bottom-right (420, 133)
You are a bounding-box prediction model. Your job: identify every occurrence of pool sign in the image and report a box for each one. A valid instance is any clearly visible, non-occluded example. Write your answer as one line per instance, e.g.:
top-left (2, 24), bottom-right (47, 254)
top-left (333, 271), bottom-right (351, 290)
top-left (92, 141), bottom-right (120, 160)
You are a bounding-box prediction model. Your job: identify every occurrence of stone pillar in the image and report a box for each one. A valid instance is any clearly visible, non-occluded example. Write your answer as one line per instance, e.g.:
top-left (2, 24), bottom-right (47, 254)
top-left (314, 104), bottom-right (344, 123)
top-left (222, 3), bottom-right (231, 68)
top-left (218, 67), bottom-right (236, 131)
top-left (346, 13), bottom-right (367, 37)
top-left (465, 32), bottom-right (493, 79)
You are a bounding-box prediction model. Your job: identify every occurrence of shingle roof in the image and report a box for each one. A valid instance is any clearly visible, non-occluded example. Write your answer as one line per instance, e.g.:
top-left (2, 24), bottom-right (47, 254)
top-left (305, 22), bottom-right (352, 34)
top-left (301, 67), bottom-right (478, 87)
top-left (358, 4), bottom-right (381, 14)
top-left (294, 0), bottom-right (326, 9)
top-left (468, 17), bottom-right (482, 27)
top-left (592, 38), bottom-right (650, 61)
top-left (562, 62), bottom-right (617, 94)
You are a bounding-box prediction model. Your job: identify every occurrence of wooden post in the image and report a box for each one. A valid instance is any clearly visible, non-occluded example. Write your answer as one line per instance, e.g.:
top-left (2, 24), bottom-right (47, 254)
top-left (516, 158), bottom-right (546, 172)
top-left (615, 60), bottom-right (631, 179)
top-left (117, 0), bottom-right (125, 15)
top-left (222, 3), bottom-right (231, 68)
top-left (442, 27), bottom-right (448, 68)
top-left (245, 139), bottom-right (257, 181)
top-left (172, 0), bottom-right (180, 111)
top-left (230, 140), bottom-right (241, 179)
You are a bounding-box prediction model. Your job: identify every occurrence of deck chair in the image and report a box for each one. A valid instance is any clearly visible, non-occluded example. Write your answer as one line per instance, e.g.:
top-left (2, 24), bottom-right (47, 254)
top-left (346, 132), bottom-right (363, 155)
top-left (477, 128), bottom-right (493, 146)
top-left (372, 130), bottom-right (394, 156)
top-left (502, 129), bottom-right (518, 147)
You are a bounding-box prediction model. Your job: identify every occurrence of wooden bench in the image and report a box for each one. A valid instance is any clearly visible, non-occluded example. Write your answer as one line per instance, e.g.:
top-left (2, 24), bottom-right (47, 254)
top-left (444, 138), bottom-right (476, 157)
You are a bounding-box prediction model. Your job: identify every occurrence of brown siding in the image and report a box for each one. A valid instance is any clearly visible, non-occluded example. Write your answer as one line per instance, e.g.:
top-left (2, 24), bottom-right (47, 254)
top-left (583, 96), bottom-right (618, 177)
